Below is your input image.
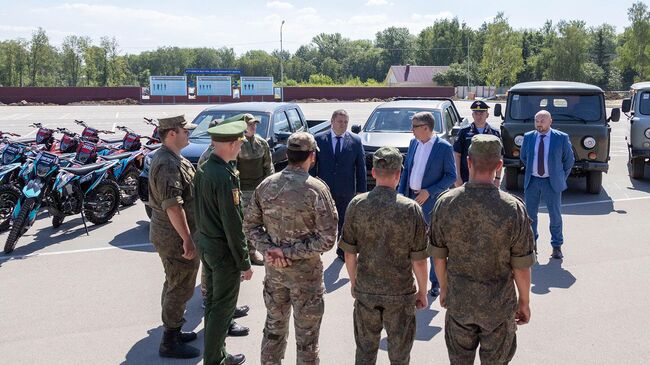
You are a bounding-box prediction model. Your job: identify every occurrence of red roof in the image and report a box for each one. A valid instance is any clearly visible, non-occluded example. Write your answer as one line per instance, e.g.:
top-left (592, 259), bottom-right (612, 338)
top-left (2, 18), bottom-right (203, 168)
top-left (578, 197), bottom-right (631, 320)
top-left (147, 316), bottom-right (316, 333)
top-left (389, 65), bottom-right (450, 83)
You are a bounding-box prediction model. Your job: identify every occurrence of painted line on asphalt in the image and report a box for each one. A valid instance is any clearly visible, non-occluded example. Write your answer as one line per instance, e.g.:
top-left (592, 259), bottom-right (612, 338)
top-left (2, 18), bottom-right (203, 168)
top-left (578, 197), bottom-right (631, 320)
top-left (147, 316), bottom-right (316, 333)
top-left (0, 243), bottom-right (153, 261)
top-left (538, 195), bottom-right (650, 210)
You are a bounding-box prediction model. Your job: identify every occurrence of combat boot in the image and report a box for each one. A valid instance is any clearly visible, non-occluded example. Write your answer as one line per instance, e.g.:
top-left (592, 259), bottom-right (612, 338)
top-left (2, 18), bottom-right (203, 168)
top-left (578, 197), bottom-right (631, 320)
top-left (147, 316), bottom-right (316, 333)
top-left (159, 328), bottom-right (200, 359)
top-left (178, 330), bottom-right (197, 343)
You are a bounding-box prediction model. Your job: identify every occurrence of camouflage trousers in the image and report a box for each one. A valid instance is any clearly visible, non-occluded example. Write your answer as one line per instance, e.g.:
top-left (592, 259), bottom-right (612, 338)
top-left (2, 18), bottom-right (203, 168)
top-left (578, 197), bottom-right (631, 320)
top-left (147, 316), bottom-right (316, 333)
top-left (261, 258), bottom-right (325, 365)
top-left (201, 190), bottom-right (256, 298)
top-left (151, 237), bottom-right (200, 330)
top-left (353, 294), bottom-right (416, 365)
top-left (445, 313), bottom-right (517, 365)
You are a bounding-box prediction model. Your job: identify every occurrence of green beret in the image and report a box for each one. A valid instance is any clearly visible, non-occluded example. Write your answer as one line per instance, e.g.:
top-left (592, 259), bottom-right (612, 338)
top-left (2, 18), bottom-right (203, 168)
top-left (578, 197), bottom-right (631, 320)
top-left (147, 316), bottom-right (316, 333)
top-left (468, 134), bottom-right (502, 157)
top-left (207, 120), bottom-right (247, 142)
top-left (373, 146), bottom-right (403, 170)
top-left (158, 115), bottom-right (197, 131)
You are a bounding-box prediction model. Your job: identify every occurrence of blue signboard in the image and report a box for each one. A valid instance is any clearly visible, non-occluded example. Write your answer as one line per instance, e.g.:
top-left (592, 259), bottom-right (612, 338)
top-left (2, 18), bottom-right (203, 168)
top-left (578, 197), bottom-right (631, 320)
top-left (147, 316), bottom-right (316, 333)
top-left (185, 68), bottom-right (242, 75)
top-left (150, 76), bottom-right (187, 96)
top-left (197, 76), bottom-right (232, 96)
top-left (241, 76), bottom-right (274, 96)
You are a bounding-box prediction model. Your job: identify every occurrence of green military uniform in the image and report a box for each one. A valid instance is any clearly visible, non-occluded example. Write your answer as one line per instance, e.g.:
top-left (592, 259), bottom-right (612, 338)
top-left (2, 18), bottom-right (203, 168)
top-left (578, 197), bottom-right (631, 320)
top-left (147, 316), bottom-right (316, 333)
top-left (194, 119), bottom-right (251, 365)
top-left (339, 147), bottom-right (431, 365)
top-left (148, 115), bottom-right (200, 358)
top-left (243, 132), bottom-right (338, 365)
top-left (430, 135), bottom-right (536, 365)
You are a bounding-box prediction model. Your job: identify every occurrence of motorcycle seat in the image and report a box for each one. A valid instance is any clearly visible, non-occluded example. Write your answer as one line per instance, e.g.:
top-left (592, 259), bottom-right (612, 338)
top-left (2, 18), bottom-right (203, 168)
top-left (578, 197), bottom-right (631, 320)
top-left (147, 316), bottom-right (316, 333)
top-left (100, 152), bottom-right (133, 160)
top-left (61, 162), bottom-right (110, 176)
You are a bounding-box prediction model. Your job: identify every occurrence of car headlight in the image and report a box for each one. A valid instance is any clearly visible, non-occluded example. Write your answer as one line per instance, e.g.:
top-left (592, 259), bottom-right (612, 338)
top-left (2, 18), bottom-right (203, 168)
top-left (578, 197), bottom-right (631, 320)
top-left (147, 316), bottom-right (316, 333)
top-left (36, 162), bottom-right (50, 177)
top-left (514, 135), bottom-right (524, 147)
top-left (582, 136), bottom-right (596, 149)
top-left (645, 128), bottom-right (650, 139)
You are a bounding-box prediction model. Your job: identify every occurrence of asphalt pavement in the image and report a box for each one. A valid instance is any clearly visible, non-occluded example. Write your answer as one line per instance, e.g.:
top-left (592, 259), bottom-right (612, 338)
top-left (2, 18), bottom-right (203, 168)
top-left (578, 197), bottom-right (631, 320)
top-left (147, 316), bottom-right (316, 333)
top-left (0, 101), bottom-right (649, 364)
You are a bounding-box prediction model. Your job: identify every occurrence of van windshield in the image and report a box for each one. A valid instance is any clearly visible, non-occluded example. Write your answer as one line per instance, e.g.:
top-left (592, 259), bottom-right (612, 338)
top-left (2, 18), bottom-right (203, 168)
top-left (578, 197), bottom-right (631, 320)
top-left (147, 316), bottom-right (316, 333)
top-left (190, 111), bottom-right (270, 139)
top-left (364, 108), bottom-right (442, 133)
top-left (509, 94), bottom-right (603, 122)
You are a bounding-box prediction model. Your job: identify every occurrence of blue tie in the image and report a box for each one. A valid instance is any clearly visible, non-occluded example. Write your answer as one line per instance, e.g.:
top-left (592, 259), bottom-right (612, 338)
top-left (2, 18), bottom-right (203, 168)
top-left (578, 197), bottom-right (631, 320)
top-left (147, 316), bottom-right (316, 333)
top-left (335, 136), bottom-right (342, 160)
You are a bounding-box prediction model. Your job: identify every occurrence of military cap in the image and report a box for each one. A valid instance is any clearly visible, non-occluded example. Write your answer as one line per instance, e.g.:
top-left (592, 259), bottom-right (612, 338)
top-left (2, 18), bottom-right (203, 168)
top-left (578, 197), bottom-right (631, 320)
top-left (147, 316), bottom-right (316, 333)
top-left (373, 146), bottom-right (402, 170)
top-left (158, 115), bottom-right (197, 130)
top-left (470, 100), bottom-right (490, 111)
top-left (207, 119), bottom-right (247, 142)
top-left (243, 113), bottom-right (260, 124)
top-left (468, 134), bottom-right (502, 157)
top-left (287, 132), bottom-right (319, 152)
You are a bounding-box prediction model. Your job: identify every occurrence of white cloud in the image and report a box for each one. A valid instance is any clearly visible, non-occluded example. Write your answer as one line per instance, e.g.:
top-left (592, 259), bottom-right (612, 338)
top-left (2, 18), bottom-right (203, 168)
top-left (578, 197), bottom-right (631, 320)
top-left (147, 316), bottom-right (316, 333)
top-left (410, 11), bottom-right (454, 22)
top-left (365, 0), bottom-right (389, 6)
top-left (297, 7), bottom-right (317, 15)
top-left (348, 14), bottom-right (389, 25)
top-left (266, 1), bottom-right (294, 9)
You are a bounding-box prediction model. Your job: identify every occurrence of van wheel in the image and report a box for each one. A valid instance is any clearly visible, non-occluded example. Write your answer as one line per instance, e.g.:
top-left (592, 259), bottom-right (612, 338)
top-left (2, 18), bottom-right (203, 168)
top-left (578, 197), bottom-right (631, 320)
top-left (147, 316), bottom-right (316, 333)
top-left (505, 167), bottom-right (519, 191)
top-left (586, 171), bottom-right (602, 194)
top-left (631, 158), bottom-right (645, 179)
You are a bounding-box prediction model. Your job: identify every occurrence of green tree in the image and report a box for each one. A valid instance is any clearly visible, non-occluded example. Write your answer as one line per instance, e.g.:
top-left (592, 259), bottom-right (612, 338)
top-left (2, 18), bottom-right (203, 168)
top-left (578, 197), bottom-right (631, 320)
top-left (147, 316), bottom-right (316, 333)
top-left (416, 18), bottom-right (470, 66)
top-left (238, 50), bottom-right (279, 78)
top-left (375, 27), bottom-right (415, 69)
top-left (616, 1), bottom-right (650, 84)
top-left (547, 20), bottom-right (590, 81)
top-left (28, 27), bottom-right (57, 86)
top-left (434, 61), bottom-right (485, 86)
top-left (588, 24), bottom-right (618, 87)
top-left (0, 39), bottom-right (29, 86)
top-left (61, 35), bottom-right (90, 86)
top-left (481, 13), bottom-right (523, 87)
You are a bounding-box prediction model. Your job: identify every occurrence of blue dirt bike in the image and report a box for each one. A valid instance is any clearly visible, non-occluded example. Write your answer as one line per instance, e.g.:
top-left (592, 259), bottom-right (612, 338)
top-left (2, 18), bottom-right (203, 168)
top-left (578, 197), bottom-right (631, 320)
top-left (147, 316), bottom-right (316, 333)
top-left (3, 150), bottom-right (120, 254)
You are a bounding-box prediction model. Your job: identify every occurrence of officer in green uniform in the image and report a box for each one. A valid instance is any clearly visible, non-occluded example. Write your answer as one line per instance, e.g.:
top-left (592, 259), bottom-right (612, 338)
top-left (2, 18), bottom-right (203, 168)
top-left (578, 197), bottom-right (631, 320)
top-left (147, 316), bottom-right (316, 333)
top-left (148, 115), bottom-right (200, 359)
top-left (431, 135), bottom-right (536, 364)
top-left (194, 116), bottom-right (253, 365)
top-left (340, 146), bottom-right (431, 365)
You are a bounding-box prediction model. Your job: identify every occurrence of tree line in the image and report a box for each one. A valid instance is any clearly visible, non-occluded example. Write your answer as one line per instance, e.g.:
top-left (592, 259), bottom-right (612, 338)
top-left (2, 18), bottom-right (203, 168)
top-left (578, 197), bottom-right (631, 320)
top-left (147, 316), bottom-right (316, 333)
top-left (1, 2), bottom-right (649, 90)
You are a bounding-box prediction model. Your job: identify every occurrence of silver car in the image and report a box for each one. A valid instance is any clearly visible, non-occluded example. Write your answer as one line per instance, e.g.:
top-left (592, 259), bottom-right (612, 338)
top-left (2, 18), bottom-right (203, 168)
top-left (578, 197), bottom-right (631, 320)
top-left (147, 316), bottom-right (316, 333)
top-left (351, 98), bottom-right (467, 187)
top-left (622, 82), bottom-right (650, 179)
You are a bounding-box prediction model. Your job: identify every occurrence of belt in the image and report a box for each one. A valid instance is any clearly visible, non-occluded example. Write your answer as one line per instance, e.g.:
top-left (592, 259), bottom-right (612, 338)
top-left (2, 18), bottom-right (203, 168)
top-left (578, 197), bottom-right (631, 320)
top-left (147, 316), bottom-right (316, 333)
top-left (531, 175), bottom-right (549, 179)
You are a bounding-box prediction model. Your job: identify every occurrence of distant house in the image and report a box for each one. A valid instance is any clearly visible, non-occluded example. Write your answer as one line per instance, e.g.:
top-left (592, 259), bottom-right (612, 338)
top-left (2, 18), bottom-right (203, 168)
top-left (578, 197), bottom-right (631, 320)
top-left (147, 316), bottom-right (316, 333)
top-left (385, 65), bottom-right (450, 87)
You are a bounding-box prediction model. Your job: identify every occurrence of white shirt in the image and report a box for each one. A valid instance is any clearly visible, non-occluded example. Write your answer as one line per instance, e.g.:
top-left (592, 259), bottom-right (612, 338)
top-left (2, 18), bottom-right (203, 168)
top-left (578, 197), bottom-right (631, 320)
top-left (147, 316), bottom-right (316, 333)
top-left (409, 135), bottom-right (437, 191)
top-left (331, 130), bottom-right (345, 154)
top-left (532, 129), bottom-right (551, 178)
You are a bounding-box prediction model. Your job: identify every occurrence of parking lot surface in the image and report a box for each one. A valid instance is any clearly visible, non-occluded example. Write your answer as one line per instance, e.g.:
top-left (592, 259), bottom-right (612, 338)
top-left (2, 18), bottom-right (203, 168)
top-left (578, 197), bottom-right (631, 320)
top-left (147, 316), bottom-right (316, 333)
top-left (1, 101), bottom-right (649, 364)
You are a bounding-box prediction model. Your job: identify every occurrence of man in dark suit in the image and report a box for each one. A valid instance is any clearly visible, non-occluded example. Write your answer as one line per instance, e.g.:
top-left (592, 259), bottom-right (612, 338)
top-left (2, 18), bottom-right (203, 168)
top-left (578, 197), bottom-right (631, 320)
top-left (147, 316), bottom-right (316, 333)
top-left (311, 109), bottom-right (367, 261)
top-left (520, 110), bottom-right (574, 259)
top-left (398, 111), bottom-right (456, 297)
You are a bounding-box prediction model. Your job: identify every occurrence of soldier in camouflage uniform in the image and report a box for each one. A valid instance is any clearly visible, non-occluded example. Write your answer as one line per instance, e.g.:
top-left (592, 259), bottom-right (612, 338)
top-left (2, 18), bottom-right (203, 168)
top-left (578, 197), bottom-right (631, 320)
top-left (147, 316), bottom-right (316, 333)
top-left (198, 113), bottom-right (274, 265)
top-left (340, 146), bottom-right (431, 365)
top-left (148, 115), bottom-right (200, 359)
top-left (194, 117), bottom-right (253, 365)
top-left (430, 135), bottom-right (536, 365)
top-left (243, 132), bottom-right (338, 365)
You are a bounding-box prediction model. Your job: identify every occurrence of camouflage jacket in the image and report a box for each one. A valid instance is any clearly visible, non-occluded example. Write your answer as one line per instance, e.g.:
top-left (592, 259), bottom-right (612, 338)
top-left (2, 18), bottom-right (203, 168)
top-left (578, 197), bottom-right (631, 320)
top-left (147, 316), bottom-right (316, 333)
top-left (430, 182), bottom-right (536, 329)
top-left (198, 134), bottom-right (274, 191)
top-left (243, 166), bottom-right (338, 261)
top-left (340, 186), bottom-right (431, 300)
top-left (148, 145), bottom-right (196, 239)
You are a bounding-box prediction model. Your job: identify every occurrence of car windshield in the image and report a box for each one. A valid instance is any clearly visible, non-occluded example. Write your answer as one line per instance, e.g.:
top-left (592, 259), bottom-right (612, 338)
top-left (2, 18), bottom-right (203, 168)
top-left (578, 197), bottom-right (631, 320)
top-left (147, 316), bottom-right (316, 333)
top-left (508, 94), bottom-right (603, 122)
top-left (363, 108), bottom-right (442, 133)
top-left (190, 111), bottom-right (271, 139)
top-left (639, 91), bottom-right (650, 115)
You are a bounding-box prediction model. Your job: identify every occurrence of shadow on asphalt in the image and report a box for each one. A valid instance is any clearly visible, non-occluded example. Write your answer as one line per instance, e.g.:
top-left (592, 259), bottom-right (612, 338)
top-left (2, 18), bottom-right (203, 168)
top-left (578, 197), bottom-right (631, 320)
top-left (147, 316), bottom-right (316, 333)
top-left (108, 219), bottom-right (154, 253)
top-left (379, 301), bottom-right (442, 352)
top-left (531, 258), bottom-right (577, 295)
top-left (121, 285), bottom-right (205, 365)
top-left (323, 256), bottom-right (349, 294)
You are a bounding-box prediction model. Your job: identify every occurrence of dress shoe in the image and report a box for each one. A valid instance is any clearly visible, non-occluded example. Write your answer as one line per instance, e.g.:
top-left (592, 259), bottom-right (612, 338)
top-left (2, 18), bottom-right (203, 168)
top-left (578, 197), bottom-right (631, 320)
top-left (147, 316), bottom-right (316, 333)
top-left (250, 250), bottom-right (264, 266)
top-left (428, 285), bottom-right (440, 298)
top-left (159, 328), bottom-right (201, 359)
top-left (228, 322), bottom-right (249, 337)
top-left (233, 305), bottom-right (250, 319)
top-left (552, 247), bottom-right (564, 259)
top-left (225, 353), bottom-right (246, 365)
top-left (178, 331), bottom-right (197, 343)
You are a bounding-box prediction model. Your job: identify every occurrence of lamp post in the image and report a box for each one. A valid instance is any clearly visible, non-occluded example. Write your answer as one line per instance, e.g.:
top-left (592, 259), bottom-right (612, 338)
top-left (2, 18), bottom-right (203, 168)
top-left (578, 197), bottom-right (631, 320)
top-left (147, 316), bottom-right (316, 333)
top-left (280, 20), bottom-right (285, 101)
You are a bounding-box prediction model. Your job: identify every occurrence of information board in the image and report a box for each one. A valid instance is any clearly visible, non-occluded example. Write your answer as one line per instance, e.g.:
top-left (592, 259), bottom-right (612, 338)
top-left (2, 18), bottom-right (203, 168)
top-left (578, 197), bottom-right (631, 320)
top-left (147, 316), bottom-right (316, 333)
top-left (150, 76), bottom-right (187, 96)
top-left (241, 76), bottom-right (274, 96)
top-left (196, 76), bottom-right (232, 96)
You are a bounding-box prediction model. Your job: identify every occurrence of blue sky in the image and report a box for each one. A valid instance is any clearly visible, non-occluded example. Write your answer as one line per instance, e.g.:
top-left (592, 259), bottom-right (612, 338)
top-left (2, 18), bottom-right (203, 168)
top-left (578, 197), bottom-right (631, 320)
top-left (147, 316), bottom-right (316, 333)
top-left (0, 0), bottom-right (643, 55)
